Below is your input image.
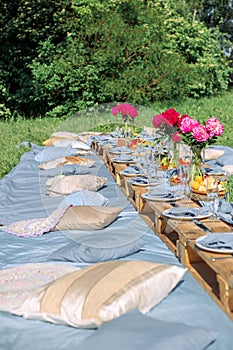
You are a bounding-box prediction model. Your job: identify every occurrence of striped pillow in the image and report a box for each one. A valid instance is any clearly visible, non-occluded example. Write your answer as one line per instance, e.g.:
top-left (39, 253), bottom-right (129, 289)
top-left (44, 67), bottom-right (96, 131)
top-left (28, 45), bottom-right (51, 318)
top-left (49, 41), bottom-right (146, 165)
top-left (15, 260), bottom-right (186, 328)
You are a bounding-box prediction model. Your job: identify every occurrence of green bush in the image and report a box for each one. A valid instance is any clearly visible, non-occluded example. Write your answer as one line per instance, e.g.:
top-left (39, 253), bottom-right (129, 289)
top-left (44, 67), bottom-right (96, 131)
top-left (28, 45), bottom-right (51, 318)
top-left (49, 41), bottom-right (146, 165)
top-left (0, 0), bottom-right (232, 118)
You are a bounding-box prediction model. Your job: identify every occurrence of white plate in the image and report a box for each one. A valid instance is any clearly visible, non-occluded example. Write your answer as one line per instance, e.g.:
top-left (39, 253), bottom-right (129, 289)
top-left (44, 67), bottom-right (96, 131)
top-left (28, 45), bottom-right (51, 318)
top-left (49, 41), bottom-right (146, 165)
top-left (141, 193), bottom-right (184, 202)
top-left (112, 158), bottom-right (135, 164)
top-left (131, 181), bottom-right (158, 187)
top-left (120, 171), bottom-right (145, 177)
top-left (109, 149), bottom-right (133, 155)
top-left (162, 208), bottom-right (211, 220)
top-left (195, 234), bottom-right (233, 253)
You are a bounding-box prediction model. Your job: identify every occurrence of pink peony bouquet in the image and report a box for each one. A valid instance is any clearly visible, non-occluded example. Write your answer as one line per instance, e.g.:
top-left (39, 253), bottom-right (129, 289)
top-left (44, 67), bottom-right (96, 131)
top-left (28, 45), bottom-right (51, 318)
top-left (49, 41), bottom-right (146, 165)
top-left (112, 103), bottom-right (138, 123)
top-left (152, 108), bottom-right (224, 151)
top-left (178, 115), bottom-right (224, 152)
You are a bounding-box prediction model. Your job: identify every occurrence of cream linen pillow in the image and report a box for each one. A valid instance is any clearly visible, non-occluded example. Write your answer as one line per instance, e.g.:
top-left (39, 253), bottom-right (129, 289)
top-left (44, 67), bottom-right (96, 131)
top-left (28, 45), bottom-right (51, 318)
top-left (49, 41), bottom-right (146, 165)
top-left (52, 131), bottom-right (80, 140)
top-left (15, 260), bottom-right (186, 328)
top-left (53, 139), bottom-right (91, 150)
top-left (223, 165), bottom-right (233, 175)
top-left (46, 175), bottom-right (107, 197)
top-left (204, 148), bottom-right (224, 161)
top-left (39, 157), bottom-right (95, 170)
top-left (52, 206), bottom-right (122, 231)
top-left (43, 137), bottom-right (65, 146)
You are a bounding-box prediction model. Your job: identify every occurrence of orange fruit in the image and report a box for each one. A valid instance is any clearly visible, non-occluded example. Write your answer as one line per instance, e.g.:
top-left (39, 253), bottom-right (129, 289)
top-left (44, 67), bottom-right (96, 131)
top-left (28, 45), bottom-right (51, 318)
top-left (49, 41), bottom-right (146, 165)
top-left (195, 176), bottom-right (203, 183)
top-left (190, 180), bottom-right (200, 190)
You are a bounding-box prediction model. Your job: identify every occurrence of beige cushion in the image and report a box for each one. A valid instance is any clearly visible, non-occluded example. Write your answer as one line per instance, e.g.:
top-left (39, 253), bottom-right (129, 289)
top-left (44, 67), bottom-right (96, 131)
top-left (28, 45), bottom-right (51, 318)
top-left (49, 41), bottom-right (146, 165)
top-left (223, 165), bottom-right (233, 175)
top-left (39, 157), bottom-right (95, 170)
top-left (53, 139), bottom-right (91, 150)
top-left (53, 206), bottom-right (122, 231)
top-left (43, 137), bottom-right (65, 146)
top-left (51, 131), bottom-right (80, 140)
top-left (15, 260), bottom-right (186, 328)
top-left (46, 175), bottom-right (107, 197)
top-left (204, 148), bottom-right (224, 161)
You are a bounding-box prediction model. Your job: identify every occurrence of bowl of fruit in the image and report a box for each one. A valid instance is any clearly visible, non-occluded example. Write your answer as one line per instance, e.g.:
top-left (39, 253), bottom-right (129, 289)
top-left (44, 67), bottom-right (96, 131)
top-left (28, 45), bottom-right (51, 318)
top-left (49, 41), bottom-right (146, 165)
top-left (190, 175), bottom-right (227, 200)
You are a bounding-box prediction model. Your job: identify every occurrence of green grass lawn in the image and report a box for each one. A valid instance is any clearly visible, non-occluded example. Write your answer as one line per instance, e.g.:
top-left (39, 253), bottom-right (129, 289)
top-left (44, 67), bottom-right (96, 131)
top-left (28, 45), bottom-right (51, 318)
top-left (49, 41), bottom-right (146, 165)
top-left (0, 90), bottom-right (232, 181)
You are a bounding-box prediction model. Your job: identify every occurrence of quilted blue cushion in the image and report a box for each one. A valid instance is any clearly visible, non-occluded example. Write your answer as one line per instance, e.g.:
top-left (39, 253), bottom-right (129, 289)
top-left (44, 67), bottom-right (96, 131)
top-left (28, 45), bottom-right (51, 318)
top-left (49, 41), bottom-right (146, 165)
top-left (49, 231), bottom-right (143, 263)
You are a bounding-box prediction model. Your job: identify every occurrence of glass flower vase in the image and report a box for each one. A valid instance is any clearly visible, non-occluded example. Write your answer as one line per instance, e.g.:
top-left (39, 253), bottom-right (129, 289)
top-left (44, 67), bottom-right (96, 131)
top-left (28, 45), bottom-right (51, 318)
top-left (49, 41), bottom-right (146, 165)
top-left (189, 148), bottom-right (206, 197)
top-left (190, 149), bottom-right (204, 181)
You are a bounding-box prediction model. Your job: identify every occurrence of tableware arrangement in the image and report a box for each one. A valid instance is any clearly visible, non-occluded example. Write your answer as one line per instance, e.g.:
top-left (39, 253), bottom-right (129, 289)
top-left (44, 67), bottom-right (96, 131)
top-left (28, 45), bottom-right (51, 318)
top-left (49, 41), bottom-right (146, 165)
top-left (112, 155), bottom-right (135, 164)
top-left (162, 206), bottom-right (211, 221)
top-left (141, 185), bottom-right (184, 202)
top-left (120, 166), bottom-right (145, 177)
top-left (195, 232), bottom-right (233, 253)
top-left (142, 193), bottom-right (184, 202)
top-left (129, 176), bottom-right (158, 187)
top-left (109, 147), bottom-right (133, 155)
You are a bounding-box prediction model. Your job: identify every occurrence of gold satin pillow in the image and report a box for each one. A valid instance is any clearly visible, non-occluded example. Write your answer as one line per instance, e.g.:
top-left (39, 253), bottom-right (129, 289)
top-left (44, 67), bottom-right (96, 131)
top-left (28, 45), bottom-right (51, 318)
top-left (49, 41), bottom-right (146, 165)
top-left (43, 137), bottom-right (65, 146)
top-left (16, 260), bottom-right (186, 328)
top-left (53, 206), bottom-right (122, 231)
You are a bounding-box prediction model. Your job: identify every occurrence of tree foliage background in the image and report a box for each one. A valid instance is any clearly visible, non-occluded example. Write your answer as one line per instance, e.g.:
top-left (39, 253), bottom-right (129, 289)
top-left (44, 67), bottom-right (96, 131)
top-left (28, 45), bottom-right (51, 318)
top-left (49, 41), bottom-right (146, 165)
top-left (0, 0), bottom-right (232, 119)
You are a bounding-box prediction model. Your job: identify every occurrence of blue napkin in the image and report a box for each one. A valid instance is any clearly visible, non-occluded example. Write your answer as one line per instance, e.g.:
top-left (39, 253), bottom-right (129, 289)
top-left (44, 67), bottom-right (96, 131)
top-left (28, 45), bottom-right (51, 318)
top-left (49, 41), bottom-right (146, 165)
top-left (199, 233), bottom-right (233, 250)
top-left (130, 176), bottom-right (149, 185)
top-left (110, 146), bottom-right (132, 154)
top-left (168, 207), bottom-right (210, 217)
top-left (114, 155), bottom-right (134, 162)
top-left (217, 199), bottom-right (233, 224)
top-left (147, 189), bottom-right (174, 199)
top-left (122, 166), bottom-right (143, 174)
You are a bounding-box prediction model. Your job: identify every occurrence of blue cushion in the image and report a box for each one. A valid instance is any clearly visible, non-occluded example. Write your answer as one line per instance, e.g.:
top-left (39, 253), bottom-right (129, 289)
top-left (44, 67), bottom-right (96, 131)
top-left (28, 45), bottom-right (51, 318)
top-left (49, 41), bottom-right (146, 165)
top-left (58, 190), bottom-right (109, 208)
top-left (35, 147), bottom-right (77, 162)
top-left (77, 310), bottom-right (217, 350)
top-left (49, 231), bottom-right (144, 263)
top-left (39, 164), bottom-right (90, 178)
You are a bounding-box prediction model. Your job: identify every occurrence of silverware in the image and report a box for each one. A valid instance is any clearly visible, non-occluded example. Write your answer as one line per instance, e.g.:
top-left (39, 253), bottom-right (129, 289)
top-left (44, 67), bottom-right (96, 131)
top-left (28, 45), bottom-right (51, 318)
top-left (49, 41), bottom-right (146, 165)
top-left (192, 219), bottom-right (212, 234)
top-left (211, 256), bottom-right (233, 261)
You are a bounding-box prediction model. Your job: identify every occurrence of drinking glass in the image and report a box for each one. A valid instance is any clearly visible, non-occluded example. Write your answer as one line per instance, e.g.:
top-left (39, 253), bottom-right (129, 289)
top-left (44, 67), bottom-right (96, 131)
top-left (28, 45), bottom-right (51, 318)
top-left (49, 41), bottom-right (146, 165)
top-left (205, 175), bottom-right (219, 220)
top-left (178, 164), bottom-right (190, 198)
top-left (146, 165), bottom-right (157, 185)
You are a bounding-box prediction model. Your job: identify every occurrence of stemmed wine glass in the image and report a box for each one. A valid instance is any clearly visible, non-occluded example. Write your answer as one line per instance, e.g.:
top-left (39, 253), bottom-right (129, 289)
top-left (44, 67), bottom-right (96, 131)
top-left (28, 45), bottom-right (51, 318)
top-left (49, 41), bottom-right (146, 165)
top-left (205, 175), bottom-right (219, 220)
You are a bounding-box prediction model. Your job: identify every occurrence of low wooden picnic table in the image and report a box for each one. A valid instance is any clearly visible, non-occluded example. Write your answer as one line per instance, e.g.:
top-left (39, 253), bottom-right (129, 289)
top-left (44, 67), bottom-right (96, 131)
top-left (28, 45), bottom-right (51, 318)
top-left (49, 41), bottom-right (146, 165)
top-left (93, 140), bottom-right (233, 321)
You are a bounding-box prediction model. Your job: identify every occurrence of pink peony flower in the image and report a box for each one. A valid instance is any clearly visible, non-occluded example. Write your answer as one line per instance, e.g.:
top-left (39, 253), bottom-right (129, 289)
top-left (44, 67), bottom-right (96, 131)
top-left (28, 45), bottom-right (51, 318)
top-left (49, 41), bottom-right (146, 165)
top-left (205, 117), bottom-right (224, 137)
top-left (160, 108), bottom-right (180, 126)
top-left (193, 125), bottom-right (210, 142)
top-left (112, 103), bottom-right (138, 119)
top-left (179, 116), bottom-right (200, 133)
top-left (176, 114), bottom-right (189, 127)
top-left (152, 114), bottom-right (170, 128)
top-left (172, 131), bottom-right (182, 142)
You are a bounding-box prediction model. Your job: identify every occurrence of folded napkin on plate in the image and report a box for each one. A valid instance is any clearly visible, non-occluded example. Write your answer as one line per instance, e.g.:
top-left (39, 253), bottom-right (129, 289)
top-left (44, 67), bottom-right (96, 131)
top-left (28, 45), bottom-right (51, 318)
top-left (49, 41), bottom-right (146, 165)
top-left (167, 207), bottom-right (197, 217)
top-left (122, 166), bottom-right (143, 174)
top-left (114, 154), bottom-right (134, 162)
top-left (147, 186), bottom-right (173, 198)
top-left (130, 176), bottom-right (148, 185)
top-left (199, 233), bottom-right (233, 249)
top-left (168, 207), bottom-right (210, 217)
top-left (110, 146), bottom-right (132, 153)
